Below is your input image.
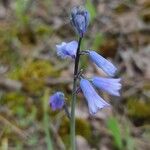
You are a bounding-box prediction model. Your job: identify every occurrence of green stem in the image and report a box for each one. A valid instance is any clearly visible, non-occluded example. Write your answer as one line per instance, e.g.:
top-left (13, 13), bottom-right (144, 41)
top-left (43, 89), bottom-right (53, 150)
top-left (70, 37), bottom-right (82, 150)
top-left (44, 113), bottom-right (53, 150)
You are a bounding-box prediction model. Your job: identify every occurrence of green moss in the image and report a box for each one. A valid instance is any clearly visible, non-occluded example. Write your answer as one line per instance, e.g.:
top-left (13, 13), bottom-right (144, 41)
top-left (127, 98), bottom-right (150, 119)
top-left (1, 92), bottom-right (26, 116)
top-left (113, 3), bottom-right (130, 14)
top-left (0, 25), bottom-right (20, 65)
top-left (17, 26), bottom-right (36, 45)
top-left (76, 118), bottom-right (91, 140)
top-left (1, 92), bottom-right (25, 104)
top-left (58, 117), bottom-right (91, 142)
top-left (34, 24), bottom-right (53, 37)
top-left (9, 60), bottom-right (60, 95)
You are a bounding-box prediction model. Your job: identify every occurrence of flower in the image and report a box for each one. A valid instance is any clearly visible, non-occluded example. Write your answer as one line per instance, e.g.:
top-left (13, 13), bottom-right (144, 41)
top-left (91, 77), bottom-right (121, 96)
top-left (87, 50), bottom-right (117, 76)
top-left (49, 92), bottom-right (65, 111)
top-left (56, 41), bottom-right (78, 59)
top-left (70, 6), bottom-right (90, 37)
top-left (80, 78), bottom-right (110, 115)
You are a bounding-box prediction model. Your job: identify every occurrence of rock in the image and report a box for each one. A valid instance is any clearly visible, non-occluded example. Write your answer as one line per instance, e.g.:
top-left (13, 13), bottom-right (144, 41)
top-left (76, 135), bottom-right (91, 150)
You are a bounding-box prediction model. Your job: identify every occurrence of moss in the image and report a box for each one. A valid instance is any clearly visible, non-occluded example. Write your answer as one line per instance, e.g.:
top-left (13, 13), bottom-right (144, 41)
top-left (58, 117), bottom-right (69, 136)
top-left (9, 60), bottom-right (60, 95)
top-left (0, 25), bottom-right (20, 65)
top-left (113, 3), bottom-right (130, 14)
top-left (17, 25), bottom-right (36, 45)
top-left (58, 117), bottom-right (91, 142)
top-left (76, 118), bottom-right (91, 140)
top-left (1, 92), bottom-right (25, 104)
top-left (127, 98), bottom-right (150, 119)
top-left (140, 9), bottom-right (150, 24)
top-left (1, 92), bottom-right (26, 116)
top-left (34, 24), bottom-right (53, 37)
top-left (0, 48), bottom-right (20, 66)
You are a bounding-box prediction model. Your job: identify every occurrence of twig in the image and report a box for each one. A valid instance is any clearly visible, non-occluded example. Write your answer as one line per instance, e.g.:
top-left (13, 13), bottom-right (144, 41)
top-left (0, 78), bottom-right (22, 91)
top-left (46, 77), bottom-right (72, 86)
top-left (0, 115), bottom-right (27, 140)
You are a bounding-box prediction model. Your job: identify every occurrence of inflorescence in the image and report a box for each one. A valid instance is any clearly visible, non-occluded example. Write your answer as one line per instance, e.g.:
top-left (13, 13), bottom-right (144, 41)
top-left (49, 6), bottom-right (122, 115)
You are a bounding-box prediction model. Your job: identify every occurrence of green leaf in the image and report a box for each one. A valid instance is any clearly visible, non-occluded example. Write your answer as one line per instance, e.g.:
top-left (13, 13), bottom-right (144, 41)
top-left (125, 125), bottom-right (135, 150)
top-left (86, 0), bottom-right (96, 22)
top-left (107, 117), bottom-right (123, 150)
top-left (43, 89), bottom-right (53, 150)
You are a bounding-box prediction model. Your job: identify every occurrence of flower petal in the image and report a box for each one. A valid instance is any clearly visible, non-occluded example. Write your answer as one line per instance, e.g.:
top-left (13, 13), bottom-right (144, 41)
top-left (56, 41), bottom-right (78, 59)
top-left (80, 78), bottom-right (110, 115)
top-left (56, 42), bottom-right (67, 58)
top-left (66, 41), bottom-right (78, 58)
top-left (87, 50), bottom-right (117, 76)
top-left (92, 77), bottom-right (122, 96)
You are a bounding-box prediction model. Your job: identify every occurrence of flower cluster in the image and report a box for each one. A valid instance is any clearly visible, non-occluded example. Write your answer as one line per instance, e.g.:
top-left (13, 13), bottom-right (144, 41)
top-left (49, 6), bottom-right (122, 115)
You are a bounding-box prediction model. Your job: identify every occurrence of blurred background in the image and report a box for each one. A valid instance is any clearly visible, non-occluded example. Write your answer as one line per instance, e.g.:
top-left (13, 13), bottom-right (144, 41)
top-left (0, 0), bottom-right (150, 149)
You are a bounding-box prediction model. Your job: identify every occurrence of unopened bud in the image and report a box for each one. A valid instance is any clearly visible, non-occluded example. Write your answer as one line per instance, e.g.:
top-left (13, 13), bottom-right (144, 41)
top-left (70, 6), bottom-right (90, 37)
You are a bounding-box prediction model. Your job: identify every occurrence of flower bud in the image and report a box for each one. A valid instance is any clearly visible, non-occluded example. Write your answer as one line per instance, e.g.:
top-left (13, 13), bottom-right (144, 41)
top-left (49, 92), bottom-right (65, 111)
top-left (70, 6), bottom-right (90, 37)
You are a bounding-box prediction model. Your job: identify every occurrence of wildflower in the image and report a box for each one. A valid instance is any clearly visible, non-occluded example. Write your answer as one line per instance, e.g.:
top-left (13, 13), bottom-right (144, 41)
top-left (56, 41), bottom-right (78, 59)
top-left (91, 77), bottom-right (121, 96)
top-left (70, 6), bottom-right (90, 37)
top-left (49, 92), bottom-right (65, 111)
top-left (87, 50), bottom-right (117, 76)
top-left (80, 78), bottom-right (110, 115)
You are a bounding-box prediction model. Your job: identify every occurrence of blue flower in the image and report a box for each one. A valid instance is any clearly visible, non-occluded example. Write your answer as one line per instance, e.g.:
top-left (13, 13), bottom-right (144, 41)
top-left (70, 6), bottom-right (90, 37)
top-left (80, 78), bottom-right (110, 115)
top-left (87, 50), bottom-right (117, 76)
top-left (56, 41), bottom-right (78, 59)
top-left (91, 77), bottom-right (121, 96)
top-left (49, 92), bottom-right (65, 111)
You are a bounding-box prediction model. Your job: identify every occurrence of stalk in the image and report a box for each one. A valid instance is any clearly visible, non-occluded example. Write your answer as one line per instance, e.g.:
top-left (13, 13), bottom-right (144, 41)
top-left (70, 37), bottom-right (82, 150)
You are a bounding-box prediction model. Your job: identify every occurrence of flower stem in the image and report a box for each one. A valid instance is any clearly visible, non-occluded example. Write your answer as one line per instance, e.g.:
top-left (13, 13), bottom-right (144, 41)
top-left (70, 37), bottom-right (82, 150)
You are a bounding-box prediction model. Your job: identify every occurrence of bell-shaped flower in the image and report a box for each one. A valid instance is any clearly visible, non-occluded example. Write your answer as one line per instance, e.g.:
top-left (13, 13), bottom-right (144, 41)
top-left (91, 77), bottom-right (121, 96)
top-left (70, 6), bottom-right (90, 37)
top-left (49, 92), bottom-right (65, 111)
top-left (80, 78), bottom-right (110, 115)
top-left (56, 41), bottom-right (78, 59)
top-left (87, 50), bottom-right (117, 76)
